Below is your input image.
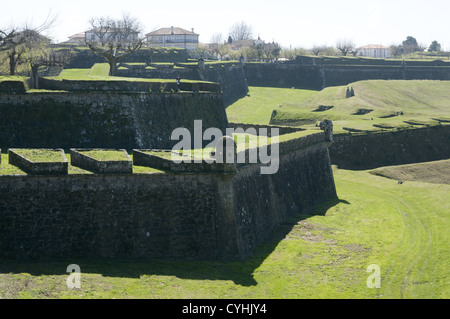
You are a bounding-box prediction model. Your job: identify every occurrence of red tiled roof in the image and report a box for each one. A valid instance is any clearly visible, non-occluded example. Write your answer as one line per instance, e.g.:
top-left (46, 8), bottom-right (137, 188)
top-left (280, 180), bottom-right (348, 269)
top-left (358, 44), bottom-right (389, 49)
top-left (146, 27), bottom-right (198, 36)
top-left (68, 32), bottom-right (86, 39)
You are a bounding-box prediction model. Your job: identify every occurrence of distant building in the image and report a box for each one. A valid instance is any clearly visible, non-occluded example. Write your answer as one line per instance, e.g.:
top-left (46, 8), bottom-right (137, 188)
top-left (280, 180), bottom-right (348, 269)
top-left (146, 27), bottom-right (199, 51)
top-left (61, 32), bottom-right (86, 45)
top-left (356, 44), bottom-right (391, 58)
top-left (229, 39), bottom-right (257, 51)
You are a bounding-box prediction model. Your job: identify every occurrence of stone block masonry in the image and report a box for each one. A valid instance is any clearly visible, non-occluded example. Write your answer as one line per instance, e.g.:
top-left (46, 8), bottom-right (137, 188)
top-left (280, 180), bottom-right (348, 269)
top-left (116, 62), bottom-right (249, 106)
top-left (329, 125), bottom-right (450, 170)
top-left (8, 149), bottom-right (68, 175)
top-left (0, 91), bottom-right (228, 150)
top-left (70, 149), bottom-right (132, 174)
top-left (132, 150), bottom-right (236, 173)
top-left (0, 133), bottom-right (337, 261)
top-left (0, 80), bottom-right (28, 94)
top-left (244, 60), bottom-right (450, 90)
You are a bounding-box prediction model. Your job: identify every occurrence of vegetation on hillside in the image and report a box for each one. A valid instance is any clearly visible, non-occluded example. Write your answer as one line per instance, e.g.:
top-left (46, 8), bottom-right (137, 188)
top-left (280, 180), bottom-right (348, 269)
top-left (370, 159), bottom-right (450, 185)
top-left (228, 82), bottom-right (450, 135)
top-left (273, 80), bottom-right (450, 134)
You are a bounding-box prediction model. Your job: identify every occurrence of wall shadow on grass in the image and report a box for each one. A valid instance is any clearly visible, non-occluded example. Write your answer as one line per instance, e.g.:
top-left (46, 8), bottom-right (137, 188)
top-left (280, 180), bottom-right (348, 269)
top-left (0, 197), bottom-right (350, 287)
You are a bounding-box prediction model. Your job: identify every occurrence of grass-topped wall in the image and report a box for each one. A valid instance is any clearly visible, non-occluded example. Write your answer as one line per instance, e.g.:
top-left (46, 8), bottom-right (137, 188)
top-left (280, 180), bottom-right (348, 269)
top-left (63, 46), bottom-right (188, 69)
top-left (38, 77), bottom-right (220, 93)
top-left (70, 149), bottom-right (132, 174)
top-left (0, 77), bottom-right (28, 94)
top-left (0, 91), bottom-right (228, 150)
top-left (115, 61), bottom-right (249, 106)
top-left (8, 148), bottom-right (68, 175)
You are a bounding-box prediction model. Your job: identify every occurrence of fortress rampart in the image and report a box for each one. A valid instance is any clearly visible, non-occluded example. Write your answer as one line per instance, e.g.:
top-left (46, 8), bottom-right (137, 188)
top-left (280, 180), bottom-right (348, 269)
top-left (0, 89), bottom-right (228, 150)
top-left (244, 57), bottom-right (450, 89)
top-left (0, 132), bottom-right (337, 261)
top-left (115, 62), bottom-right (249, 106)
top-left (329, 125), bottom-right (450, 170)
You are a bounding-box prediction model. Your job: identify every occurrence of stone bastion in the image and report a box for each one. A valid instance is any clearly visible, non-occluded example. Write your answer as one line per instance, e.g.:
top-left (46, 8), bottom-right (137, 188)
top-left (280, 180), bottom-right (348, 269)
top-left (0, 132), bottom-right (337, 261)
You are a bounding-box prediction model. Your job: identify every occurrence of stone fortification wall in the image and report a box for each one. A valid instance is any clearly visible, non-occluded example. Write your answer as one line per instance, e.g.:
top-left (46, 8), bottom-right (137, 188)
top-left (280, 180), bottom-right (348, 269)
top-left (0, 91), bottom-right (228, 150)
top-left (0, 133), bottom-right (336, 261)
top-left (0, 173), bottom-right (222, 260)
top-left (229, 141), bottom-right (336, 258)
top-left (244, 58), bottom-right (450, 90)
top-left (0, 80), bottom-right (28, 94)
top-left (38, 78), bottom-right (220, 93)
top-left (243, 63), bottom-right (322, 90)
top-left (116, 62), bottom-right (249, 106)
top-left (64, 47), bottom-right (188, 69)
top-left (329, 125), bottom-right (450, 170)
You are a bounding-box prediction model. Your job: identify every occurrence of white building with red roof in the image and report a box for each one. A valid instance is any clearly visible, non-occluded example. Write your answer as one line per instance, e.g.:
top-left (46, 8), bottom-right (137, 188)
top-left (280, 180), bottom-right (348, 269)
top-left (146, 26), bottom-right (199, 51)
top-left (356, 44), bottom-right (391, 58)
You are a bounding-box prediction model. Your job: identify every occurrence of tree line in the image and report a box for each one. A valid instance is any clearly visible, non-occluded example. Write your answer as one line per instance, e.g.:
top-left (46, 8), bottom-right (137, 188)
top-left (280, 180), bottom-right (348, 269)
top-left (285, 37), bottom-right (447, 59)
top-left (2, 13), bottom-right (448, 86)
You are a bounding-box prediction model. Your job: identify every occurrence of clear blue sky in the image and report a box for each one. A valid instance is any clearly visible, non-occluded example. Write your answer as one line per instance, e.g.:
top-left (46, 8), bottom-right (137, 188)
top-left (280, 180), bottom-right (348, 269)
top-left (1, 0), bottom-right (449, 50)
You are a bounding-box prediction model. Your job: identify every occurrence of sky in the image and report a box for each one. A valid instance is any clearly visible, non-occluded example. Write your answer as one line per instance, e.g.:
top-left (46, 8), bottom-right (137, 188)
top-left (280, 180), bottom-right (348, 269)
top-left (1, 0), bottom-right (450, 51)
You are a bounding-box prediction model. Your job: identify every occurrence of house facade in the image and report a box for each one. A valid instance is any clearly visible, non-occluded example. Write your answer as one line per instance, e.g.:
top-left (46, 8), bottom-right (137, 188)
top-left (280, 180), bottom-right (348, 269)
top-left (62, 32), bottom-right (86, 45)
top-left (356, 44), bottom-right (391, 58)
top-left (146, 27), bottom-right (199, 51)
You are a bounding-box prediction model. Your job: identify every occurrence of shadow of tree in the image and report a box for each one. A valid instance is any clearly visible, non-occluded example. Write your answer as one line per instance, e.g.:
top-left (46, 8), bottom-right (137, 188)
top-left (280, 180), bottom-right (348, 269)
top-left (0, 197), bottom-right (350, 287)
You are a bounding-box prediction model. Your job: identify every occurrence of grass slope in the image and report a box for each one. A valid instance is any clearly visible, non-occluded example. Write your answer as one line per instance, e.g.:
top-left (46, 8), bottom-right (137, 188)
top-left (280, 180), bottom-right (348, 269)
top-left (370, 159), bottom-right (450, 185)
top-left (269, 80), bottom-right (450, 134)
top-left (226, 87), bottom-right (318, 125)
top-left (0, 168), bottom-right (448, 299)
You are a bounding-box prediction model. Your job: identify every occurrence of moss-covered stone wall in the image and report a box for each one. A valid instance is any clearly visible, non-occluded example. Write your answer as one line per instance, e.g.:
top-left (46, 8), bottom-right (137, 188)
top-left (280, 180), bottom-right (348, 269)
top-left (329, 125), bottom-right (450, 170)
top-left (116, 63), bottom-right (249, 106)
top-left (244, 62), bottom-right (450, 89)
top-left (64, 47), bottom-right (189, 69)
top-left (0, 135), bottom-right (336, 261)
top-left (0, 91), bottom-right (228, 150)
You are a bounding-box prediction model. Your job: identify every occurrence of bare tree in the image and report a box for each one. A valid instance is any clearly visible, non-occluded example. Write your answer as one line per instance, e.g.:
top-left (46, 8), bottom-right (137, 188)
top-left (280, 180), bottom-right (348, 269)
top-left (281, 47), bottom-right (311, 60)
top-left (229, 21), bottom-right (253, 41)
top-left (16, 28), bottom-right (71, 89)
top-left (390, 44), bottom-right (403, 58)
top-left (240, 46), bottom-right (258, 62)
top-left (0, 14), bottom-right (57, 75)
top-left (192, 44), bottom-right (210, 59)
top-left (336, 39), bottom-right (355, 56)
top-left (311, 45), bottom-right (327, 56)
top-left (0, 27), bottom-right (27, 75)
top-left (267, 42), bottom-right (282, 61)
top-left (209, 33), bottom-right (230, 60)
top-left (86, 13), bottom-right (144, 76)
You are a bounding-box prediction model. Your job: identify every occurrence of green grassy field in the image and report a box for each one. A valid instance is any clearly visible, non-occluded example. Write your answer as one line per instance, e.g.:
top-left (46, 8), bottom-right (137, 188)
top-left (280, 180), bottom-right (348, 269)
top-left (370, 159), bottom-right (450, 185)
top-left (0, 80), bottom-right (448, 299)
top-left (226, 87), bottom-right (318, 125)
top-left (0, 167), bottom-right (448, 299)
top-left (269, 80), bottom-right (450, 134)
top-left (229, 82), bottom-right (450, 135)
